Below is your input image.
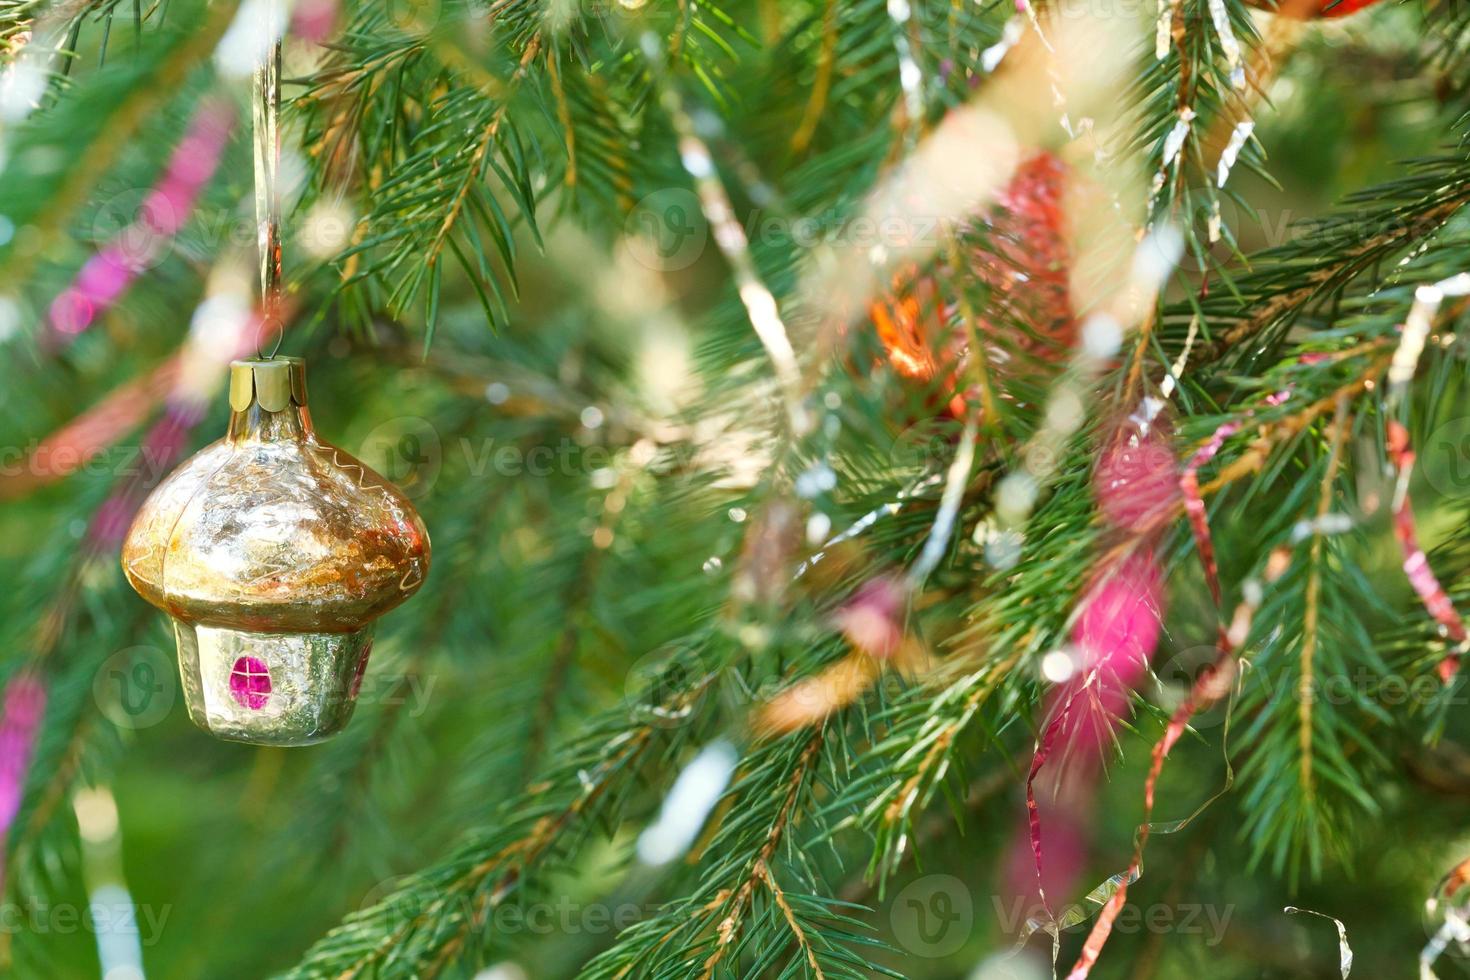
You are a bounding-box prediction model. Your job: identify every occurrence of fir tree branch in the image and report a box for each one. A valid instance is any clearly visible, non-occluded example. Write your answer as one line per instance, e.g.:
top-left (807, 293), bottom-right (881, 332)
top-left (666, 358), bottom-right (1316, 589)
top-left (698, 729), bottom-right (824, 979)
top-left (283, 663), bottom-right (720, 978)
top-left (754, 860), bottom-right (827, 980)
top-left (1164, 152), bottom-right (1470, 369)
top-left (0, 0), bottom-right (237, 288)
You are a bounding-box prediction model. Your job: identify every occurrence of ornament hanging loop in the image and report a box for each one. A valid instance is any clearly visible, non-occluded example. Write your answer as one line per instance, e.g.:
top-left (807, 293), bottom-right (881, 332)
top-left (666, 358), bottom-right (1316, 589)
top-left (253, 0), bottom-right (284, 359)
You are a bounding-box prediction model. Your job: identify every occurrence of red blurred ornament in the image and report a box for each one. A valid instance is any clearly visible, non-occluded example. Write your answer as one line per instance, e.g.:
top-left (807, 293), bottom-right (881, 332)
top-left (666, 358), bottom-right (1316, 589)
top-left (1245, 0), bottom-right (1383, 16)
top-left (869, 151), bottom-right (1074, 417)
top-left (976, 150), bottom-right (1074, 356)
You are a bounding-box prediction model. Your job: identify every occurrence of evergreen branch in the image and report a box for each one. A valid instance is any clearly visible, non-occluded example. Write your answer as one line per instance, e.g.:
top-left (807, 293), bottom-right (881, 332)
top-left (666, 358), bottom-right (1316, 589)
top-left (579, 720), bottom-right (892, 980)
top-left (0, 0), bottom-right (237, 287)
top-left (283, 665), bottom-right (719, 979)
top-left (1424, 0), bottom-right (1470, 101)
top-left (755, 860), bottom-right (827, 980)
top-left (1197, 362), bottom-right (1388, 495)
top-left (1164, 151), bottom-right (1470, 368)
top-left (423, 34), bottom-right (541, 285)
top-left (830, 277), bottom-right (1437, 897)
top-left (520, 509), bottom-right (625, 782)
top-left (698, 729), bottom-right (824, 979)
top-left (348, 732), bottom-right (649, 978)
top-left (1130, 0), bottom-right (1267, 272)
top-left (300, 0), bottom-right (754, 333)
top-left (545, 44), bottom-right (576, 190)
top-left (829, 649), bottom-right (1021, 882)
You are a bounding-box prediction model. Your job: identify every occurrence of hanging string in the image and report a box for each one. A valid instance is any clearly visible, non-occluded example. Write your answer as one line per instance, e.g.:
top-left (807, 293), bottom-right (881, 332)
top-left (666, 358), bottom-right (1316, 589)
top-left (253, 0), bottom-right (284, 359)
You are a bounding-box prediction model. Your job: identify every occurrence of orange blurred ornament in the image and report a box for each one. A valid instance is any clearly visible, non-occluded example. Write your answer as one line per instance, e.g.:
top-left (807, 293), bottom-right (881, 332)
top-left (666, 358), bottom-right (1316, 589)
top-left (869, 268), bottom-right (969, 417)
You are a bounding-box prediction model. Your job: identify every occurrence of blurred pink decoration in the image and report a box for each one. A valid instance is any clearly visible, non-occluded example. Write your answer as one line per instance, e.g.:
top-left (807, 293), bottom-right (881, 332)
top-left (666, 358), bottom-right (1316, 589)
top-left (0, 672), bottom-right (47, 838)
top-left (49, 98), bottom-right (235, 339)
top-left (87, 400), bottom-right (208, 551)
top-left (0, 358), bottom-right (182, 501)
top-left (1072, 551), bottom-right (1163, 692)
top-left (2, 290), bottom-right (270, 505)
top-left (1038, 550), bottom-right (1165, 782)
top-left (1013, 405), bottom-right (1170, 940)
top-left (1017, 548), bottom-right (1164, 933)
top-left (292, 0), bottom-right (339, 43)
top-left (1095, 407), bottom-right (1178, 534)
top-left (1003, 793), bottom-right (1091, 922)
top-left (833, 576), bottom-right (906, 659)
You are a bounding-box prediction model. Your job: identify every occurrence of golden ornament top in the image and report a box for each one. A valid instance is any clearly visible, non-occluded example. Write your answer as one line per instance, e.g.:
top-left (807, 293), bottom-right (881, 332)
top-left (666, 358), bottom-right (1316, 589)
top-left (228, 356), bottom-right (307, 413)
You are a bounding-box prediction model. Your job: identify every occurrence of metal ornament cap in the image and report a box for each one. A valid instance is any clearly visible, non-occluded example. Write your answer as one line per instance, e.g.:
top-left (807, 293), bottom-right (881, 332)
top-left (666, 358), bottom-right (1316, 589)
top-left (121, 357), bottom-right (430, 745)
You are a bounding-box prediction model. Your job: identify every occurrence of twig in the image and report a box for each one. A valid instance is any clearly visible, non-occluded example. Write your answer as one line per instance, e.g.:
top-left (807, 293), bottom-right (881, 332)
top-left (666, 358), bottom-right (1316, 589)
top-left (757, 860), bottom-right (827, 980)
top-left (1298, 396), bottom-right (1349, 803)
top-left (789, 0), bottom-right (838, 155)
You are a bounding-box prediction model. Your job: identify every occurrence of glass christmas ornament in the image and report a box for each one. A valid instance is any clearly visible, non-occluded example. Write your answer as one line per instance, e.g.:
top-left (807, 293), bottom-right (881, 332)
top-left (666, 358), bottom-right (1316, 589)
top-left (122, 357), bottom-right (429, 745)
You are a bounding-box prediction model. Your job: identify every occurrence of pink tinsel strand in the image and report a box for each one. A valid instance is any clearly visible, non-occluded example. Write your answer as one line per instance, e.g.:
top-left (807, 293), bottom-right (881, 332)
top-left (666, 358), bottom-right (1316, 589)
top-left (0, 672), bottom-right (47, 836)
top-left (1067, 613), bottom-right (1238, 979)
top-left (1020, 412), bottom-right (1176, 928)
top-left (49, 98), bottom-right (235, 340)
top-left (1180, 420), bottom-right (1241, 608)
top-left (36, 290), bottom-right (276, 504)
top-left (1003, 802), bottom-right (1090, 923)
top-left (1386, 419), bottom-right (1468, 683)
